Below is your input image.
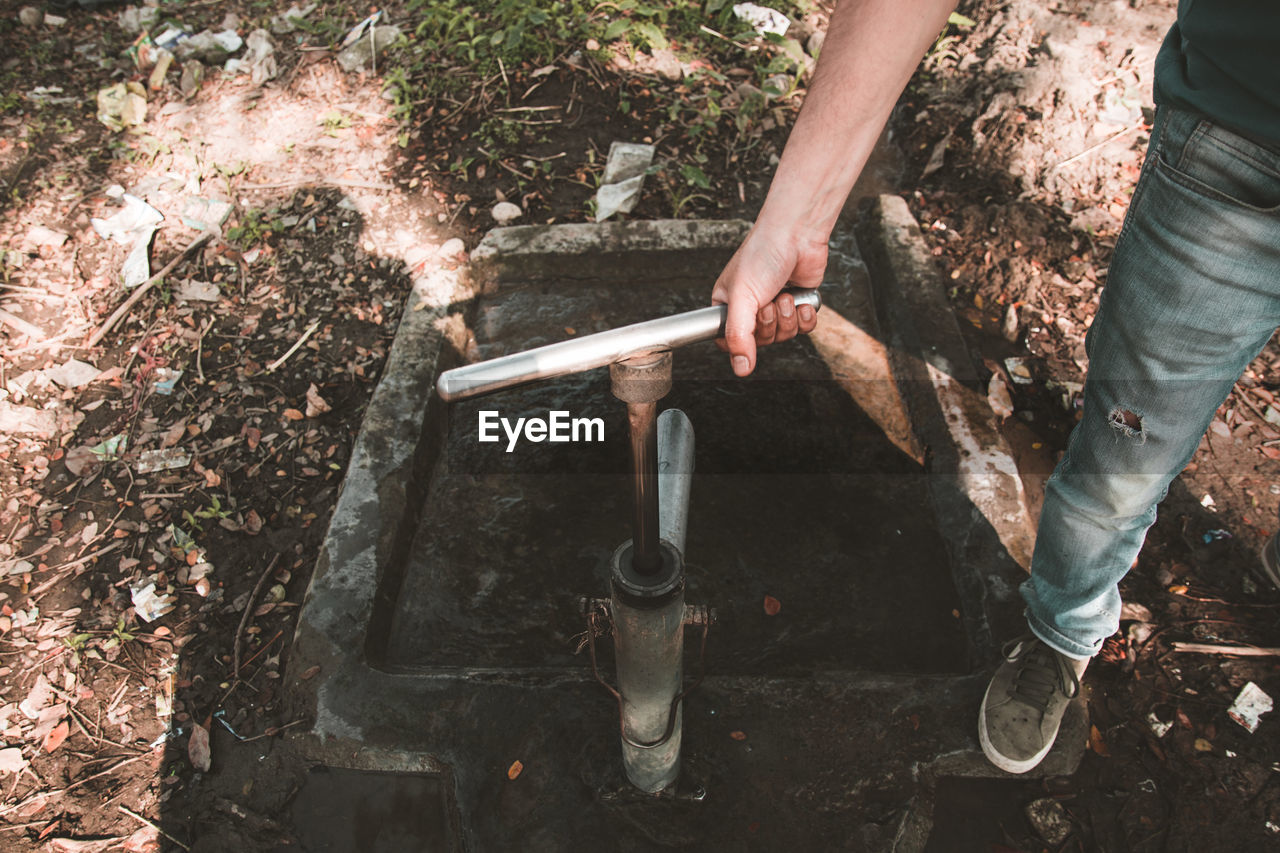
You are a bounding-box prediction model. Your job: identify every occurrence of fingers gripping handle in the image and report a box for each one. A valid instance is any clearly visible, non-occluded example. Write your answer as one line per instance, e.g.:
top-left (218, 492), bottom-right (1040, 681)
top-left (436, 288), bottom-right (821, 402)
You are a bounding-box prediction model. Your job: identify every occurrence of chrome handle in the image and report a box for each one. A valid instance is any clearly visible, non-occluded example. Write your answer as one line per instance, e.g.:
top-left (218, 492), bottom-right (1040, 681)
top-left (436, 288), bottom-right (821, 402)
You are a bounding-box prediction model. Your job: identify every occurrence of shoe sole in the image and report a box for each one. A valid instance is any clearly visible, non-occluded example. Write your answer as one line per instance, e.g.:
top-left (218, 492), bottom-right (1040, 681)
top-left (977, 677), bottom-right (1056, 775)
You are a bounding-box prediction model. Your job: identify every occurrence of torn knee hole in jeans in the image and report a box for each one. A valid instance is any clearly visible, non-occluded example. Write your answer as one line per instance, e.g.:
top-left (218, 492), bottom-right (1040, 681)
top-left (1108, 407), bottom-right (1144, 440)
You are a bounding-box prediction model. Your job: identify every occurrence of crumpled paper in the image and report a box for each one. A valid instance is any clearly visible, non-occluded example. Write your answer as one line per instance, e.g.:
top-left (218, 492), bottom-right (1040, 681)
top-left (96, 81), bottom-right (147, 131)
top-left (594, 141), bottom-right (655, 222)
top-left (91, 191), bottom-right (164, 288)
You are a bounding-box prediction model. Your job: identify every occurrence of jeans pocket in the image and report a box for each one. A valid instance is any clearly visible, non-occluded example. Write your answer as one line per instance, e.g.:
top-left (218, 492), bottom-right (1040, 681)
top-left (1156, 120), bottom-right (1280, 212)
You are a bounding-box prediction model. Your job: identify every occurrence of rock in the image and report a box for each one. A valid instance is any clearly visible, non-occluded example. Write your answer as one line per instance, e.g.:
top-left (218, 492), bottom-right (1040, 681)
top-left (649, 48), bottom-right (683, 81)
top-left (18, 6), bottom-right (42, 27)
top-left (336, 25), bottom-right (402, 73)
top-left (180, 61), bottom-right (205, 98)
top-left (438, 237), bottom-right (466, 258)
top-left (763, 73), bottom-right (792, 98)
top-left (806, 30), bottom-right (825, 57)
top-left (491, 202), bottom-right (523, 225)
top-left (1024, 797), bottom-right (1072, 847)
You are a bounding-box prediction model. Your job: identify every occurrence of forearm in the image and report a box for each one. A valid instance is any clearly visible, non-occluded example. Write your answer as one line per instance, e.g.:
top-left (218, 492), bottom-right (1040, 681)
top-left (759, 0), bottom-right (958, 241)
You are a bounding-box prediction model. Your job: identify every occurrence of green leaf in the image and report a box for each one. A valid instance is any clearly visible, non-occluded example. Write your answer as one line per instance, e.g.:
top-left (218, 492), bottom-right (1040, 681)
top-left (603, 19), bottom-right (631, 40)
top-left (948, 12), bottom-right (977, 28)
top-left (681, 164), bottom-right (710, 189)
top-left (632, 20), bottom-right (668, 50)
top-left (706, 0), bottom-right (729, 12)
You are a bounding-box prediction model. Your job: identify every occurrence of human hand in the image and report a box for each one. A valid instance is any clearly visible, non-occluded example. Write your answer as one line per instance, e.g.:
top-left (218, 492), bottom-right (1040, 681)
top-left (711, 226), bottom-right (825, 376)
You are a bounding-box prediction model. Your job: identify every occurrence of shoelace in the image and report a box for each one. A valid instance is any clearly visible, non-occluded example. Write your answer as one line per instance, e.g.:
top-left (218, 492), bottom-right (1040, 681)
top-left (1003, 637), bottom-right (1080, 713)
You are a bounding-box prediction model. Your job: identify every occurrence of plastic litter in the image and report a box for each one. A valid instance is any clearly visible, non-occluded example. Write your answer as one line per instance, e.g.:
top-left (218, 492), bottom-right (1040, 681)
top-left (90, 433), bottom-right (128, 462)
top-left (340, 10), bottom-right (384, 47)
top-left (171, 28), bottom-right (243, 64)
top-left (336, 24), bottom-right (402, 73)
top-left (91, 193), bottom-right (164, 288)
top-left (118, 5), bottom-right (160, 34)
top-left (1202, 528), bottom-right (1232, 543)
top-left (131, 577), bottom-right (177, 622)
top-left (732, 3), bottom-right (790, 36)
top-left (1146, 712), bottom-right (1172, 738)
top-left (1227, 682), bottom-right (1273, 734)
top-left (226, 28), bottom-right (278, 84)
top-left (96, 81), bottom-right (147, 131)
top-left (270, 2), bottom-right (316, 34)
top-left (151, 367), bottom-right (182, 395)
top-left (594, 141), bottom-right (655, 222)
top-left (135, 447), bottom-right (192, 474)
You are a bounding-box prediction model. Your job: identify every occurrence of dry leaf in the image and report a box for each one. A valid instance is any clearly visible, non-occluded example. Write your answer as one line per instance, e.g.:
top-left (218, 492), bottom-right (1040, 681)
top-left (121, 825), bottom-right (162, 853)
top-left (1088, 724), bottom-right (1110, 757)
top-left (189, 721), bottom-right (212, 772)
top-left (300, 664), bottom-right (321, 680)
top-left (0, 747), bottom-right (25, 775)
top-left (763, 595), bottom-right (781, 616)
top-left (507, 759), bottom-right (523, 780)
top-left (305, 383), bottom-right (332, 417)
top-left (729, 730), bottom-right (747, 741)
top-left (42, 719), bottom-right (69, 753)
top-left (282, 408), bottom-right (304, 422)
top-left (243, 425), bottom-right (262, 450)
top-left (243, 509), bottom-right (263, 535)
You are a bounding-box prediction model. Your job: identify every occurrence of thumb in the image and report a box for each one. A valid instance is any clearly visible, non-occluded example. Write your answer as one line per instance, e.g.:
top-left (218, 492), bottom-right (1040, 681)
top-left (723, 292), bottom-right (759, 377)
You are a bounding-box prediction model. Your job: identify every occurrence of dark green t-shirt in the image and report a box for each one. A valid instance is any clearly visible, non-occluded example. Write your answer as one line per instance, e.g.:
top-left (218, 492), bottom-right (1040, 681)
top-left (1154, 0), bottom-right (1280, 146)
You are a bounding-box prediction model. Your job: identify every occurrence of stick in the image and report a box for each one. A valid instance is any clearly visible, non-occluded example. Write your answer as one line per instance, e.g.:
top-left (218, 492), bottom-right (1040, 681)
top-left (1171, 642), bottom-right (1280, 657)
top-left (265, 320), bottom-right (319, 373)
top-left (1050, 121), bottom-right (1144, 171)
top-left (0, 308), bottom-right (45, 341)
top-left (234, 554), bottom-right (280, 678)
top-left (117, 805), bottom-right (190, 851)
top-left (87, 232), bottom-right (214, 349)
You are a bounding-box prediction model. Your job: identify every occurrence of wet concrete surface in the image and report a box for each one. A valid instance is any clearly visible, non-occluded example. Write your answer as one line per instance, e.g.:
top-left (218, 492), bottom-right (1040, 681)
top-left (384, 282), bottom-right (967, 675)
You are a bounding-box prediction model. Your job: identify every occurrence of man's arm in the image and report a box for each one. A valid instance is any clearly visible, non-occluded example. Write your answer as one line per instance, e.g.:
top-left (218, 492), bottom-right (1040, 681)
top-left (714, 0), bottom-right (958, 376)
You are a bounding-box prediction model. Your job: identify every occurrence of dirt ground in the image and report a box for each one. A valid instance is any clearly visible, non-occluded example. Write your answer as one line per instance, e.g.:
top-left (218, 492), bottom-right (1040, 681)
top-left (0, 0), bottom-right (1276, 850)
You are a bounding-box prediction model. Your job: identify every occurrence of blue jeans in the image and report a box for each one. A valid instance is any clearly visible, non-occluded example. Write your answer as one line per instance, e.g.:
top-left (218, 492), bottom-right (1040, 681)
top-left (1023, 106), bottom-right (1280, 660)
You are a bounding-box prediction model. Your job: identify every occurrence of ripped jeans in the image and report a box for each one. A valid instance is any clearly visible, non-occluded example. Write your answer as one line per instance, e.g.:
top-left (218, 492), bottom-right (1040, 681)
top-left (1023, 106), bottom-right (1280, 659)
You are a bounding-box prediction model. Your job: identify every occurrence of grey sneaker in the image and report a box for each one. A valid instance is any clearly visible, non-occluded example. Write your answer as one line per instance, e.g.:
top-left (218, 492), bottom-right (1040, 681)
top-left (978, 636), bottom-right (1081, 774)
top-left (1260, 533), bottom-right (1280, 590)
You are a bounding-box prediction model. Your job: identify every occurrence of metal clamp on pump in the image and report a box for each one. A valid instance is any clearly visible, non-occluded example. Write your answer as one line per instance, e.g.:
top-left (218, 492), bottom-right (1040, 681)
top-left (435, 288), bottom-right (821, 793)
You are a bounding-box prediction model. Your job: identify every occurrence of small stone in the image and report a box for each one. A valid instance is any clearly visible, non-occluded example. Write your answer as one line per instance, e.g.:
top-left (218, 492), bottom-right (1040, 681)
top-left (18, 6), bottom-right (42, 27)
top-left (438, 238), bottom-right (465, 258)
top-left (1024, 797), bottom-right (1072, 847)
top-left (806, 30), bottom-right (825, 57)
top-left (491, 202), bottom-right (523, 225)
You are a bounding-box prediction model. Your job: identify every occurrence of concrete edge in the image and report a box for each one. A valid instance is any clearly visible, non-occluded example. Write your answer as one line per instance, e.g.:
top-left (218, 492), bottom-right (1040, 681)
top-left (469, 218), bottom-right (750, 290)
top-left (286, 264), bottom-right (471, 737)
top-left (856, 194), bottom-right (1039, 668)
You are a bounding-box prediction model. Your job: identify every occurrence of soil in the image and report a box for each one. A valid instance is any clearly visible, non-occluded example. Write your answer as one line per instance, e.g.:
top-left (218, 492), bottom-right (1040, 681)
top-left (0, 0), bottom-right (1276, 851)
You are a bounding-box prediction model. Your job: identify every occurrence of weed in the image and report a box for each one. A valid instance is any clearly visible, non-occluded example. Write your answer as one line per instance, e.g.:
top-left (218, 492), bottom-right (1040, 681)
top-left (320, 109), bottom-right (352, 136)
top-left (226, 210), bottom-right (280, 249)
top-left (924, 11), bottom-right (976, 71)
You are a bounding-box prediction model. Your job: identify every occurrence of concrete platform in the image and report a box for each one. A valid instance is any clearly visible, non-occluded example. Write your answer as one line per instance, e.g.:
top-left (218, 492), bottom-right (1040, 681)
top-left (286, 202), bottom-right (1085, 850)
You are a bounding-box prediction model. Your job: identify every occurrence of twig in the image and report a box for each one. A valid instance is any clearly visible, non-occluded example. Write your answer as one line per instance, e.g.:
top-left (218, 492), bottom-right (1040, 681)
top-left (234, 554), bottom-right (280, 678)
top-left (28, 542), bottom-right (121, 597)
top-left (1171, 641), bottom-right (1280, 657)
top-left (87, 232), bottom-right (214, 349)
top-left (1050, 121), bottom-right (1145, 171)
top-left (0, 308), bottom-right (45, 341)
top-left (4, 327), bottom-right (89, 356)
top-left (0, 754), bottom-right (148, 817)
top-left (118, 805), bottom-right (190, 851)
top-left (195, 317), bottom-right (215, 383)
top-left (265, 320), bottom-right (319, 373)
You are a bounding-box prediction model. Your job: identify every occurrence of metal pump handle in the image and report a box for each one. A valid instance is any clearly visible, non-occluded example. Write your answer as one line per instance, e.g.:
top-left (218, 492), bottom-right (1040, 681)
top-left (436, 288), bottom-right (822, 402)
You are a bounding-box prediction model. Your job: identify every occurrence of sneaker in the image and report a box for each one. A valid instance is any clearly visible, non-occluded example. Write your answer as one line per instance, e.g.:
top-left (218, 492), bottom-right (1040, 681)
top-left (1259, 533), bottom-right (1280, 591)
top-left (978, 636), bottom-right (1083, 774)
